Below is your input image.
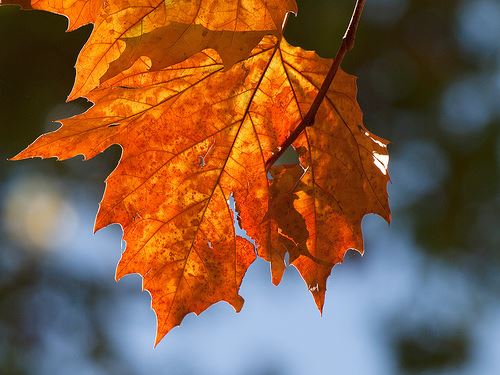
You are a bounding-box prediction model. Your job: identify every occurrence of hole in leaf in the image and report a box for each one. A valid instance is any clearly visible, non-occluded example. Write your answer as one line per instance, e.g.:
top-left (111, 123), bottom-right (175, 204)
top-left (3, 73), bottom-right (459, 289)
top-left (227, 193), bottom-right (256, 252)
top-left (198, 138), bottom-right (216, 168)
top-left (284, 251), bottom-right (290, 266)
top-left (198, 155), bottom-right (206, 168)
top-left (309, 283), bottom-right (320, 292)
top-left (275, 146), bottom-right (300, 166)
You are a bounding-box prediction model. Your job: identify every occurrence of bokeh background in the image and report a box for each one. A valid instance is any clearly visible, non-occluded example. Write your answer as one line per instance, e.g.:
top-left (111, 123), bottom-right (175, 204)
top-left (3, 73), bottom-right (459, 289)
top-left (0, 0), bottom-right (499, 374)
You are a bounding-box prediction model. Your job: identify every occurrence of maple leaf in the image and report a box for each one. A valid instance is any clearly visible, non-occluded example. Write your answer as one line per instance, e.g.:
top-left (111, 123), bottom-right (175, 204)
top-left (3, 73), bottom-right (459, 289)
top-left (291, 75), bottom-right (391, 310)
top-left (8, 0), bottom-right (390, 344)
top-left (13, 21), bottom-right (390, 342)
top-left (263, 62), bottom-right (391, 307)
top-left (1, 0), bottom-right (297, 99)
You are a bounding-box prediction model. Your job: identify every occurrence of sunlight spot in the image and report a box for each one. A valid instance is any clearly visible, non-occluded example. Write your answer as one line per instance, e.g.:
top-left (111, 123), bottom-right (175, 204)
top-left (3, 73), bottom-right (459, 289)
top-left (2, 175), bottom-right (78, 253)
top-left (373, 152), bottom-right (389, 175)
top-left (370, 136), bottom-right (387, 148)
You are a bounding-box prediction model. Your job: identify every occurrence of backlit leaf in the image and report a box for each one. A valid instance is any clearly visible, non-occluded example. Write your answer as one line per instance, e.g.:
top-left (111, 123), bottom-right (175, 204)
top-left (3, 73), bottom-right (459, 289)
top-left (13, 34), bottom-right (390, 342)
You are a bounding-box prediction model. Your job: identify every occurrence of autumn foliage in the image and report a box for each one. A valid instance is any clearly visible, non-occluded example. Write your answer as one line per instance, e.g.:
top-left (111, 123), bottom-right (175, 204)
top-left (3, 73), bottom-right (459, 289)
top-left (4, 0), bottom-right (390, 344)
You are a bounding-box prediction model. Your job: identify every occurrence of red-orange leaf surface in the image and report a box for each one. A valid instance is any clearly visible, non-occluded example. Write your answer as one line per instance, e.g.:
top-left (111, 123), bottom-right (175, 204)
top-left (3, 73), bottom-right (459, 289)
top-left (7, 0), bottom-right (390, 345)
top-left (13, 34), bottom-right (390, 342)
top-left (264, 64), bottom-right (391, 308)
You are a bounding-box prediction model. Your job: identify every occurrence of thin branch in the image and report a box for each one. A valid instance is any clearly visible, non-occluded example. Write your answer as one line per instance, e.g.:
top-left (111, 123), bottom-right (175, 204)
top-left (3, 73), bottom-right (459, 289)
top-left (266, 0), bottom-right (366, 171)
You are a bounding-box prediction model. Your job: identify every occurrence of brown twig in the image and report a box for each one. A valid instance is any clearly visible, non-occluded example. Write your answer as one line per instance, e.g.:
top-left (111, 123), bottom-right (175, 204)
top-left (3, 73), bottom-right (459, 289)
top-left (266, 0), bottom-right (366, 171)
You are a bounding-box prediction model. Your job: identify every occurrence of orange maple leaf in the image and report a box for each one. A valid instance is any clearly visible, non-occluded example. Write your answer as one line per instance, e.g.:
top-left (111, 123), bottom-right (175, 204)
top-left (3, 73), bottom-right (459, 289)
top-left (262, 62), bottom-right (391, 309)
top-left (13, 28), bottom-right (390, 342)
top-left (6, 0), bottom-right (390, 344)
top-left (1, 0), bottom-right (297, 99)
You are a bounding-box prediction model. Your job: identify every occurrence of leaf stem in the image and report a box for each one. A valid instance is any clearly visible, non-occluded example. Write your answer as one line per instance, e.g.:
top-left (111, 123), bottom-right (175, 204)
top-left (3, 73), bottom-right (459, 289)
top-left (266, 0), bottom-right (366, 171)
